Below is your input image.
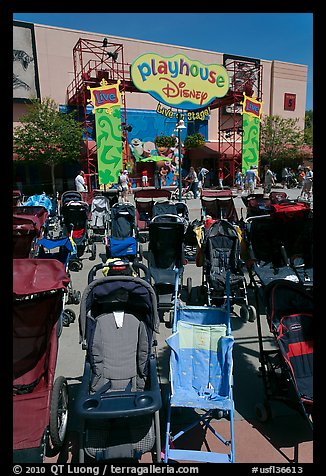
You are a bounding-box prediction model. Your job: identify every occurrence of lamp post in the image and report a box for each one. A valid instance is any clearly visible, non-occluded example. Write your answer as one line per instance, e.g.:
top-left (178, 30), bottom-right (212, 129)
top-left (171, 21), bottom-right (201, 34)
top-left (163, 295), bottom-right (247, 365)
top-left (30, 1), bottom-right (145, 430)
top-left (175, 119), bottom-right (186, 202)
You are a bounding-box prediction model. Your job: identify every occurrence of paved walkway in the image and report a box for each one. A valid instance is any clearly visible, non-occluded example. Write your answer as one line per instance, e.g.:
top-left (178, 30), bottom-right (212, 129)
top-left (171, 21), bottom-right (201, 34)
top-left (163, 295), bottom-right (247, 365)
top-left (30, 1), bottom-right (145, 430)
top-left (47, 185), bottom-right (313, 465)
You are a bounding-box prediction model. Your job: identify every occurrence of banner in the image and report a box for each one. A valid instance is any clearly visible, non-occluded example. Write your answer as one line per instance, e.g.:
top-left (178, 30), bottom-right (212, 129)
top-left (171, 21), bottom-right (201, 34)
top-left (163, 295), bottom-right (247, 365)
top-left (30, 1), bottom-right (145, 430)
top-left (241, 93), bottom-right (263, 174)
top-left (88, 79), bottom-right (122, 185)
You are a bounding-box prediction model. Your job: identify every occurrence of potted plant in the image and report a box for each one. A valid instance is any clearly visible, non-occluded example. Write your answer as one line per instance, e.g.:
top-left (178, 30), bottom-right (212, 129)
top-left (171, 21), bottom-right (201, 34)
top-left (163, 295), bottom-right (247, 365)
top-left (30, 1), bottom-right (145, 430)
top-left (154, 135), bottom-right (176, 148)
top-left (184, 132), bottom-right (206, 150)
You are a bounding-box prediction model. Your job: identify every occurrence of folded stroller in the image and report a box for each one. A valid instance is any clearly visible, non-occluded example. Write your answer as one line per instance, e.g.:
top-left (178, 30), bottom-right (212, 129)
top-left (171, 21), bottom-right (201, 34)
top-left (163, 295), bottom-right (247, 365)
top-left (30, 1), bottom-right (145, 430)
top-left (105, 202), bottom-right (138, 261)
top-left (76, 274), bottom-right (162, 462)
top-left (13, 259), bottom-right (70, 462)
top-left (200, 219), bottom-right (255, 321)
top-left (254, 278), bottom-right (313, 429)
top-left (13, 206), bottom-right (49, 258)
top-left (146, 213), bottom-right (186, 325)
top-left (89, 192), bottom-right (110, 245)
top-left (164, 271), bottom-right (235, 463)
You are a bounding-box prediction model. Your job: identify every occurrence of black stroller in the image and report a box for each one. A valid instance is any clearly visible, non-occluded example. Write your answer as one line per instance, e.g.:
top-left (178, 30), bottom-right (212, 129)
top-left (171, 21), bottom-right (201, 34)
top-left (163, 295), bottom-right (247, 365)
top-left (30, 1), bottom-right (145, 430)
top-left (60, 192), bottom-right (96, 266)
top-left (146, 214), bottom-right (186, 326)
top-left (201, 189), bottom-right (239, 224)
top-left (254, 278), bottom-right (313, 429)
top-left (200, 219), bottom-right (255, 321)
top-left (105, 202), bottom-right (138, 261)
top-left (13, 259), bottom-right (70, 462)
top-left (75, 272), bottom-right (162, 462)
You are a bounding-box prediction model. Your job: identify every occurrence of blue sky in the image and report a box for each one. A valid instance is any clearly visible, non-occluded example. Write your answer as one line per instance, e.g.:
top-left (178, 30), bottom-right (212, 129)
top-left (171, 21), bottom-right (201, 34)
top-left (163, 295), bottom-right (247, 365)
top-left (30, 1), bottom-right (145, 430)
top-left (13, 12), bottom-right (313, 111)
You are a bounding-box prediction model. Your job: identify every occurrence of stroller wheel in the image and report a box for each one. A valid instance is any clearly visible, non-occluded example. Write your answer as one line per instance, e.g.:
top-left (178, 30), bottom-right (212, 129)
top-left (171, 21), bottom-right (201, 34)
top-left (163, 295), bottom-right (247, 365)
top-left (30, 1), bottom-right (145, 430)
top-left (187, 277), bottom-right (192, 302)
top-left (255, 402), bottom-right (272, 423)
top-left (49, 376), bottom-right (69, 449)
top-left (63, 308), bottom-right (76, 326)
top-left (239, 304), bottom-right (250, 322)
top-left (72, 290), bottom-right (81, 305)
top-left (89, 242), bottom-right (96, 261)
top-left (248, 305), bottom-right (257, 322)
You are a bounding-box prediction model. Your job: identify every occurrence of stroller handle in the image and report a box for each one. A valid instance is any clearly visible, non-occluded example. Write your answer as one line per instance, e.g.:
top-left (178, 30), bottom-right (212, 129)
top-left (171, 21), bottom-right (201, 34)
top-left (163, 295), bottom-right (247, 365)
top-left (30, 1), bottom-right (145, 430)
top-left (87, 261), bottom-right (151, 284)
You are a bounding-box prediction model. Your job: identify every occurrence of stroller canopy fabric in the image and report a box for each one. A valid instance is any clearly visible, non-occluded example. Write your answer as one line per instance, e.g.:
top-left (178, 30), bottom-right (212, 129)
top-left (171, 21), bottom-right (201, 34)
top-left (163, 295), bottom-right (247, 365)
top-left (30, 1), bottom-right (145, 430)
top-left (13, 258), bottom-right (70, 297)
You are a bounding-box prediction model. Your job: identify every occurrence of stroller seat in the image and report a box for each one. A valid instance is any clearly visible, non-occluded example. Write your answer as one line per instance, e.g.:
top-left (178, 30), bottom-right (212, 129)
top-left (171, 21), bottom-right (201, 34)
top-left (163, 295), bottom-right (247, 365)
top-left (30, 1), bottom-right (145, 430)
top-left (76, 275), bottom-right (162, 462)
top-left (164, 292), bottom-right (235, 463)
top-left (167, 317), bottom-right (234, 410)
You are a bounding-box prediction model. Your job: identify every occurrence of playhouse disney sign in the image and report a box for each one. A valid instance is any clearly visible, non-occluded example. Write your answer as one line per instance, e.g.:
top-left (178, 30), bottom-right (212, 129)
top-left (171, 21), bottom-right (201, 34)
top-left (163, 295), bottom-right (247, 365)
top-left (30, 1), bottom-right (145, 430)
top-left (131, 53), bottom-right (229, 110)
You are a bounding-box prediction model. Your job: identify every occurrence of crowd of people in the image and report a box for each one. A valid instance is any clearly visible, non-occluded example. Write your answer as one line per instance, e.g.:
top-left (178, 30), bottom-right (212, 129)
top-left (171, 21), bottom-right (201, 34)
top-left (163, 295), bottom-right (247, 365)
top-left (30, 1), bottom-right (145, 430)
top-left (75, 162), bottom-right (313, 202)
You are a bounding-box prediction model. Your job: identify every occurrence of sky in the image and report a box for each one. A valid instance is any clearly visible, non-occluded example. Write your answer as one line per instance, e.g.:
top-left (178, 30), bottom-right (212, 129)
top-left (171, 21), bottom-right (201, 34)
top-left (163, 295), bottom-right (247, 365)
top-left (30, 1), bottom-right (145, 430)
top-left (12, 12), bottom-right (313, 111)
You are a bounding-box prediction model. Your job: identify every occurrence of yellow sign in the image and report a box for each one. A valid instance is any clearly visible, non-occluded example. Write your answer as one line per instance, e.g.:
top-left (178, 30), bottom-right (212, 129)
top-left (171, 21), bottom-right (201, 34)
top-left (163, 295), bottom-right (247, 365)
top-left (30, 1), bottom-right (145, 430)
top-left (131, 53), bottom-right (229, 110)
top-left (87, 79), bottom-right (121, 113)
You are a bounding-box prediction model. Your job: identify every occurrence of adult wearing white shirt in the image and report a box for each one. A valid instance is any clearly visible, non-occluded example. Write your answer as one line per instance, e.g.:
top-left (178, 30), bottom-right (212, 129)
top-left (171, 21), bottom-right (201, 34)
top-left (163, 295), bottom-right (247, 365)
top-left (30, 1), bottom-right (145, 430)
top-left (75, 170), bottom-right (86, 192)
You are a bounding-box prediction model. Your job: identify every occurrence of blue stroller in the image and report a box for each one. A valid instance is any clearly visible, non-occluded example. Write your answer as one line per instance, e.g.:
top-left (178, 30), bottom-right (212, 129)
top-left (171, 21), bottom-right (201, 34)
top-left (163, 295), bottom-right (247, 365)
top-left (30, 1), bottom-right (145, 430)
top-left (105, 202), bottom-right (138, 261)
top-left (163, 271), bottom-right (235, 463)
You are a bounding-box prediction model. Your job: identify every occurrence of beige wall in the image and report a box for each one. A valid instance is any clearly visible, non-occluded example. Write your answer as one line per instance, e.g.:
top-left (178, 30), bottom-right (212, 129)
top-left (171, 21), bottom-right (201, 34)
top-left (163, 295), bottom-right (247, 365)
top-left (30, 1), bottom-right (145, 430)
top-left (14, 22), bottom-right (308, 134)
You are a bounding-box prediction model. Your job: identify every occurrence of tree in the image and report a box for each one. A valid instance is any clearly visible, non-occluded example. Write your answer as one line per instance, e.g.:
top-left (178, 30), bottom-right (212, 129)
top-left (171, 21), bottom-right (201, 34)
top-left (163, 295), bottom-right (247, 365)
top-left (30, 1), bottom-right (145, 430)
top-left (13, 97), bottom-right (84, 195)
top-left (304, 110), bottom-right (313, 147)
top-left (260, 115), bottom-right (307, 175)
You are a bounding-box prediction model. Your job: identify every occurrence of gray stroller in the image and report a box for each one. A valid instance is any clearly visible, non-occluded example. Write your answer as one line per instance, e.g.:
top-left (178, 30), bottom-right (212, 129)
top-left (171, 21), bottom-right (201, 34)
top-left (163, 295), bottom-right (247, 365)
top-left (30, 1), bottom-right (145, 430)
top-left (75, 273), bottom-right (162, 462)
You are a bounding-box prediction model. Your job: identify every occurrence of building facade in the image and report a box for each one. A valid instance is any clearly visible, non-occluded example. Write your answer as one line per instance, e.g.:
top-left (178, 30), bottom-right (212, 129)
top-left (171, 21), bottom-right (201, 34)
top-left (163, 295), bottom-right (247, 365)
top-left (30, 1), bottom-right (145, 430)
top-left (13, 20), bottom-right (309, 193)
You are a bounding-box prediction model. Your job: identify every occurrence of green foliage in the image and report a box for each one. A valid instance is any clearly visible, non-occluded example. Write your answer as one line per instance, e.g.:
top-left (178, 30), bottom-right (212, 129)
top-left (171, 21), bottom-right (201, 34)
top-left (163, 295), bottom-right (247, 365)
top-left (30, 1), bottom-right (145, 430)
top-left (183, 132), bottom-right (206, 150)
top-left (260, 115), bottom-right (305, 163)
top-left (304, 110), bottom-right (313, 147)
top-left (13, 97), bottom-right (83, 165)
top-left (154, 135), bottom-right (176, 148)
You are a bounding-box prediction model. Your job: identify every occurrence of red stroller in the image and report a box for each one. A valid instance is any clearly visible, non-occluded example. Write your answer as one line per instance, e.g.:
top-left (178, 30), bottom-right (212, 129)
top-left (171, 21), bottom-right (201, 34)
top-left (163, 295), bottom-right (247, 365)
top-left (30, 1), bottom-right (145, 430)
top-left (13, 259), bottom-right (70, 462)
top-left (13, 206), bottom-right (49, 258)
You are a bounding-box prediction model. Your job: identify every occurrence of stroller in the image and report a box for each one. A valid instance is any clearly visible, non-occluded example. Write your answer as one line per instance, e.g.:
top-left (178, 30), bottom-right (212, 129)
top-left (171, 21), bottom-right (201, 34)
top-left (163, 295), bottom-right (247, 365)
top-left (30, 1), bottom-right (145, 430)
top-left (242, 191), bottom-right (288, 218)
top-left (23, 192), bottom-right (60, 238)
top-left (253, 278), bottom-right (313, 429)
top-left (89, 192), bottom-right (110, 245)
top-left (134, 188), bottom-right (172, 242)
top-left (105, 202), bottom-right (138, 261)
top-left (163, 271), bottom-right (235, 463)
top-left (36, 235), bottom-right (82, 327)
top-left (60, 192), bottom-right (96, 264)
top-left (13, 206), bottom-right (49, 259)
top-left (75, 272), bottom-right (162, 462)
top-left (201, 189), bottom-right (239, 224)
top-left (200, 219), bottom-right (255, 321)
top-left (13, 259), bottom-right (70, 462)
top-left (146, 213), bottom-right (186, 326)
top-left (244, 201), bottom-right (312, 290)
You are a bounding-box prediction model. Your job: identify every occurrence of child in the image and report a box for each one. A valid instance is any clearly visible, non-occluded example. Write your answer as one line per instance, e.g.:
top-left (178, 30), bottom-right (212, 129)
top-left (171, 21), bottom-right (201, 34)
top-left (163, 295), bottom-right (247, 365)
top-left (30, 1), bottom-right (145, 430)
top-left (142, 169), bottom-right (149, 187)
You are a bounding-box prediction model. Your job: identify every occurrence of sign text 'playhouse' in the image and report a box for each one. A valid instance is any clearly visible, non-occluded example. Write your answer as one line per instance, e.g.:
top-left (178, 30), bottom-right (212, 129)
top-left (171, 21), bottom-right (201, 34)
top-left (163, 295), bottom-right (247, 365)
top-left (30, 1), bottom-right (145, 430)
top-left (131, 53), bottom-right (229, 110)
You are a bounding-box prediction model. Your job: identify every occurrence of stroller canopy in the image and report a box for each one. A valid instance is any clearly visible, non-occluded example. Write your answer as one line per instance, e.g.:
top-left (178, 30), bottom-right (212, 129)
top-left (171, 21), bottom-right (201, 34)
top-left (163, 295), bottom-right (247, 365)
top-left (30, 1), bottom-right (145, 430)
top-left (13, 258), bottom-right (70, 297)
top-left (110, 203), bottom-right (136, 239)
top-left (79, 275), bottom-right (160, 342)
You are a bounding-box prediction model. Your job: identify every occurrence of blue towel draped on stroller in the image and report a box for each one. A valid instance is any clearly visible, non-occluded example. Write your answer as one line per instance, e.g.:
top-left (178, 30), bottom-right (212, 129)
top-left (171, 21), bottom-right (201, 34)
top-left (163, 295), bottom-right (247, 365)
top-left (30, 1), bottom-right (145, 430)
top-left (164, 271), bottom-right (235, 463)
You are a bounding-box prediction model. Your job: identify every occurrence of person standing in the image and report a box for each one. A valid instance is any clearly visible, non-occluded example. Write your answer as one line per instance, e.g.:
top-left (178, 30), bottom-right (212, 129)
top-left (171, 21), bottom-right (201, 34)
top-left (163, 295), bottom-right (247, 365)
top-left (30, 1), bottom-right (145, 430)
top-left (263, 164), bottom-right (275, 194)
top-left (300, 166), bottom-right (313, 200)
top-left (197, 167), bottom-right (209, 192)
top-left (281, 166), bottom-right (289, 188)
top-left (75, 170), bottom-right (86, 192)
top-left (185, 166), bottom-right (199, 198)
top-left (218, 168), bottom-right (224, 189)
top-left (118, 170), bottom-right (129, 202)
top-left (235, 167), bottom-right (244, 193)
top-left (245, 166), bottom-right (257, 194)
top-left (141, 169), bottom-right (149, 187)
